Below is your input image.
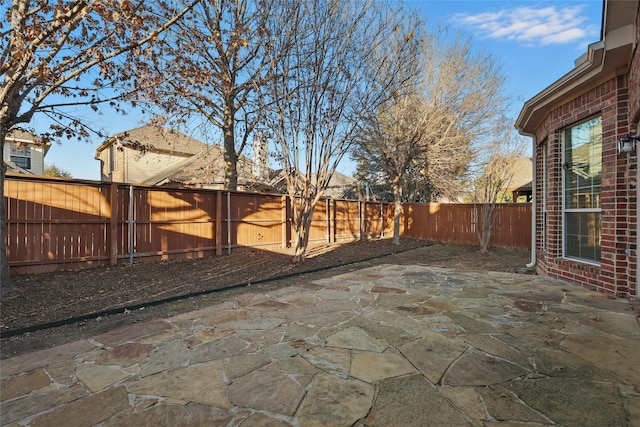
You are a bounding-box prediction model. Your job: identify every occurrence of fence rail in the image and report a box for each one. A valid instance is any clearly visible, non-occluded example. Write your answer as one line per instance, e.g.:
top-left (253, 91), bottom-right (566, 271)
top-left (4, 174), bottom-right (531, 274)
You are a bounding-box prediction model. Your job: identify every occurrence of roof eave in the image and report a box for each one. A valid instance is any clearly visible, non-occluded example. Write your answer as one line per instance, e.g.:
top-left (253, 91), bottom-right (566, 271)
top-left (515, 41), bottom-right (606, 135)
top-left (94, 137), bottom-right (115, 159)
top-left (516, 0), bottom-right (638, 136)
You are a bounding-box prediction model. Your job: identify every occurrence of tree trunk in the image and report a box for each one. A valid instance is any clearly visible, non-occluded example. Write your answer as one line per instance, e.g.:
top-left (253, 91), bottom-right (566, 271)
top-left (478, 203), bottom-right (493, 253)
top-left (0, 130), bottom-right (16, 294)
top-left (292, 225), bottom-right (309, 263)
top-left (392, 181), bottom-right (402, 245)
top-left (223, 96), bottom-right (238, 191)
top-left (292, 202), bottom-right (314, 262)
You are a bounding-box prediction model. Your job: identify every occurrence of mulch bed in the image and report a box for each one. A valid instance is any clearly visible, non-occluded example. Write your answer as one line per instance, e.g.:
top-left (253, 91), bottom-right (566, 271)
top-left (1, 239), bottom-right (533, 359)
top-left (1, 239), bottom-right (429, 333)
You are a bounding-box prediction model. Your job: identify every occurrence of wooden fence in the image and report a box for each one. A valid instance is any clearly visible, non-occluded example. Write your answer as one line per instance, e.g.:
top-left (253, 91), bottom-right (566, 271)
top-left (401, 203), bottom-right (532, 248)
top-left (4, 174), bottom-right (531, 274)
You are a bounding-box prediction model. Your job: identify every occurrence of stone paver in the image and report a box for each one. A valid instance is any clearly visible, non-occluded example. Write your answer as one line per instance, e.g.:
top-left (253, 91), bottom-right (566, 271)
top-left (297, 373), bottom-right (374, 426)
top-left (75, 363), bottom-right (132, 393)
top-left (129, 360), bottom-right (230, 409)
top-left (0, 369), bottom-right (50, 401)
top-left (398, 331), bottom-right (468, 383)
top-left (227, 370), bottom-right (305, 416)
top-left (30, 386), bottom-right (130, 427)
top-left (1, 264), bottom-right (639, 426)
top-left (350, 351), bottom-right (415, 382)
top-left (367, 374), bottom-right (472, 426)
top-left (442, 351), bottom-right (529, 386)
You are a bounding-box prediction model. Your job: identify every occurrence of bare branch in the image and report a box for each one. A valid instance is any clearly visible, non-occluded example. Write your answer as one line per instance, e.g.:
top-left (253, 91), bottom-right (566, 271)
top-left (133, 0), bottom-right (275, 190)
top-left (0, 0), bottom-right (202, 293)
top-left (261, 0), bottom-right (413, 259)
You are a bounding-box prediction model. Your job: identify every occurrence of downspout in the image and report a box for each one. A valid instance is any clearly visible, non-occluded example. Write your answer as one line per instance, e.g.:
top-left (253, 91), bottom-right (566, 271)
top-left (526, 152), bottom-right (536, 269)
top-left (522, 133), bottom-right (537, 269)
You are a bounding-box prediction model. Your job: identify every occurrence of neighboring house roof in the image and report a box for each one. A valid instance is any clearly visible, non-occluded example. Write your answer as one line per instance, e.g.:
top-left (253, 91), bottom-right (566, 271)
top-left (7, 129), bottom-right (39, 143)
top-left (96, 125), bottom-right (356, 195)
top-left (502, 157), bottom-right (532, 192)
top-left (313, 171), bottom-right (357, 199)
top-left (269, 169), bottom-right (357, 199)
top-left (516, 0), bottom-right (638, 135)
top-left (5, 129), bottom-right (50, 152)
top-left (94, 125), bottom-right (207, 158)
top-left (141, 144), bottom-right (257, 188)
top-left (4, 160), bottom-right (34, 175)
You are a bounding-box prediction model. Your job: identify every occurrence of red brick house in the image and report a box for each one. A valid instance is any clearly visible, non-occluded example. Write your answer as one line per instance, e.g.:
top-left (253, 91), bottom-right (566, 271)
top-left (516, 0), bottom-right (638, 303)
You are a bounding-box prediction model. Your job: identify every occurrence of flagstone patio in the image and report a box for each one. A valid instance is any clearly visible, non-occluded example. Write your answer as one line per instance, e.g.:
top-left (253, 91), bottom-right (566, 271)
top-left (1, 265), bottom-right (639, 426)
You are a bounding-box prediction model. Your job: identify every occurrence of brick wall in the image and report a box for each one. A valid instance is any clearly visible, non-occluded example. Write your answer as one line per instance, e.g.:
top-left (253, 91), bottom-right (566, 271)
top-left (533, 74), bottom-right (637, 298)
top-left (627, 11), bottom-right (640, 304)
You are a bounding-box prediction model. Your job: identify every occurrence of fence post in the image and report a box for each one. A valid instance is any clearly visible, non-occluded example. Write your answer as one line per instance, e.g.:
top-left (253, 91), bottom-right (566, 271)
top-left (358, 200), bottom-right (362, 240)
top-left (380, 202), bottom-right (384, 238)
top-left (325, 198), bottom-right (331, 243)
top-left (216, 190), bottom-right (222, 256)
top-left (110, 182), bottom-right (118, 266)
top-left (362, 200), bottom-right (367, 240)
top-left (281, 195), bottom-right (288, 248)
top-left (332, 199), bottom-right (336, 242)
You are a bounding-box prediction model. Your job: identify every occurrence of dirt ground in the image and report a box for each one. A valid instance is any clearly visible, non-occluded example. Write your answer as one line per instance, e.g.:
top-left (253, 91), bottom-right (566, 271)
top-left (1, 239), bottom-right (531, 359)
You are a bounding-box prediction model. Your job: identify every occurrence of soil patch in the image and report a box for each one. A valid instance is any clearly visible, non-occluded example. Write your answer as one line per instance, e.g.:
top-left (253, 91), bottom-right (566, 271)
top-left (1, 239), bottom-right (531, 359)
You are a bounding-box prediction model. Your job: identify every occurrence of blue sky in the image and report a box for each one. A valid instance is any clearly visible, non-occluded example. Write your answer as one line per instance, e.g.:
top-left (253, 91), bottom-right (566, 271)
top-left (42, 0), bottom-right (604, 180)
top-left (405, 0), bottom-right (602, 114)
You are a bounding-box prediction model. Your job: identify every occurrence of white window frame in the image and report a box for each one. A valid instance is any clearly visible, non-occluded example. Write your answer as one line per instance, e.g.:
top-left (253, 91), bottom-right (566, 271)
top-left (561, 116), bottom-right (602, 265)
top-left (10, 145), bottom-right (32, 170)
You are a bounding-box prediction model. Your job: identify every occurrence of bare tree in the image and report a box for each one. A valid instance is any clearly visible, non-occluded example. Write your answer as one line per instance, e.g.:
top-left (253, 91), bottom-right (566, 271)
top-left (355, 100), bottom-right (469, 244)
top-left (353, 28), bottom-right (508, 244)
top-left (470, 122), bottom-right (527, 253)
top-left (259, 0), bottom-right (411, 261)
top-left (136, 0), bottom-right (276, 190)
top-left (0, 0), bottom-right (199, 294)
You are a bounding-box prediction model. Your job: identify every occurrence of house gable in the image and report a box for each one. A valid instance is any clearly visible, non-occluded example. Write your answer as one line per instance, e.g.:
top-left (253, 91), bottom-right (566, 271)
top-left (95, 125), bottom-right (209, 183)
top-left (515, 0), bottom-right (638, 300)
top-left (3, 130), bottom-right (50, 176)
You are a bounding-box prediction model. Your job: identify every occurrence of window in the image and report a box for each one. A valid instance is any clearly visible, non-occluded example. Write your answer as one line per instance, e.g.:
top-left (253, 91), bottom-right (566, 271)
top-left (10, 146), bottom-right (31, 170)
top-left (563, 116), bottom-right (601, 263)
top-left (109, 144), bottom-right (118, 172)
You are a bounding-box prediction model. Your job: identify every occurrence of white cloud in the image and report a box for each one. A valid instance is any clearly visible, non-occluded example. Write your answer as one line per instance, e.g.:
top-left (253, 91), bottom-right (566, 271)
top-left (453, 5), bottom-right (598, 46)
